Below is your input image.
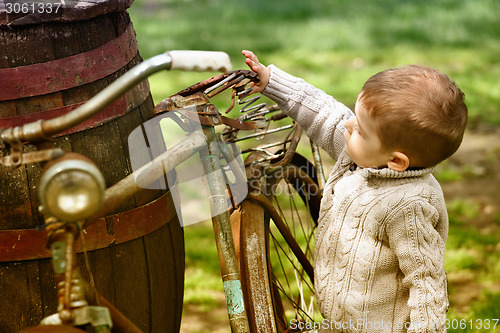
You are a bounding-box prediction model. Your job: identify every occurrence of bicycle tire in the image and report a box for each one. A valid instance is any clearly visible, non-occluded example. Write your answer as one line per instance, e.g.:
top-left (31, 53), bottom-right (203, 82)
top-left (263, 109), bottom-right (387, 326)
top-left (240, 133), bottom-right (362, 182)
top-left (231, 153), bottom-right (322, 332)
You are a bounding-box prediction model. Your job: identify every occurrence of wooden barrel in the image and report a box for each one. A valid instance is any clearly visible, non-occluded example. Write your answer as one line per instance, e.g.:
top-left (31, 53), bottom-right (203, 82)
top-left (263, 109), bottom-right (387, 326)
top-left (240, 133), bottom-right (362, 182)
top-left (0, 6), bottom-right (184, 333)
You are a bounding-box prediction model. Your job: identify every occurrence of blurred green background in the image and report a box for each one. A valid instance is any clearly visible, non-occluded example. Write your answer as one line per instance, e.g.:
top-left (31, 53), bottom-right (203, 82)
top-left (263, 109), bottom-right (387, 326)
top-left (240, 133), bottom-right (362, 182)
top-left (128, 0), bottom-right (500, 332)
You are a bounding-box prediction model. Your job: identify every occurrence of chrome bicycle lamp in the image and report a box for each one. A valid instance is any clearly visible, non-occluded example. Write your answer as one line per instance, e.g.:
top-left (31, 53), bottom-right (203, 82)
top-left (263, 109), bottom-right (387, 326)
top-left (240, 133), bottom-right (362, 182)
top-left (39, 153), bottom-right (105, 222)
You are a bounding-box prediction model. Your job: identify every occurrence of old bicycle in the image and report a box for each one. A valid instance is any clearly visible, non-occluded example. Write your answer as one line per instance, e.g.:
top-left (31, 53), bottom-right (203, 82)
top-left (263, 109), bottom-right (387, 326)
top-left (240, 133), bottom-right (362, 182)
top-left (0, 51), bottom-right (324, 332)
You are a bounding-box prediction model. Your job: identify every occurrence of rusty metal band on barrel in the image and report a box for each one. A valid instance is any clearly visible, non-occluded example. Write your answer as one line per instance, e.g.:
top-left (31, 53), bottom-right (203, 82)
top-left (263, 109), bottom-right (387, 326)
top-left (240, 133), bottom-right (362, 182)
top-left (0, 191), bottom-right (176, 262)
top-left (0, 23), bottom-right (148, 136)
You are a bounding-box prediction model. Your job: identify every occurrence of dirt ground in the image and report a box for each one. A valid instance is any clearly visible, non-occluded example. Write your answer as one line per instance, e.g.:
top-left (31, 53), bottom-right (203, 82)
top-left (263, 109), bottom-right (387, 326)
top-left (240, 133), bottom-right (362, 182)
top-left (440, 127), bottom-right (500, 228)
top-left (179, 127), bottom-right (500, 332)
top-left (180, 292), bottom-right (230, 333)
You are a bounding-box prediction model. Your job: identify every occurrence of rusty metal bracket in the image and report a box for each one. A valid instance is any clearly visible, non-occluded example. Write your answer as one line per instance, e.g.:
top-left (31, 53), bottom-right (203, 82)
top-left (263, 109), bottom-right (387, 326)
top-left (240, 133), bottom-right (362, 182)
top-left (154, 91), bottom-right (210, 113)
top-left (0, 128), bottom-right (23, 167)
top-left (154, 94), bottom-right (262, 132)
top-left (0, 128), bottom-right (65, 167)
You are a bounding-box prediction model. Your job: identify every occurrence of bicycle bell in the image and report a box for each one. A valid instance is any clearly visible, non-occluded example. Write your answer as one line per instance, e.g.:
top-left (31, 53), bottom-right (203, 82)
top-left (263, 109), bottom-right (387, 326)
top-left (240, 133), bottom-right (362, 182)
top-left (39, 153), bottom-right (105, 222)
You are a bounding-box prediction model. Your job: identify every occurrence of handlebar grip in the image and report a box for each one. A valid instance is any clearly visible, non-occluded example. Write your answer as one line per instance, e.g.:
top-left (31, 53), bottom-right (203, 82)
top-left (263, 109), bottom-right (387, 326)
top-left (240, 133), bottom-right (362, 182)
top-left (167, 50), bottom-right (232, 72)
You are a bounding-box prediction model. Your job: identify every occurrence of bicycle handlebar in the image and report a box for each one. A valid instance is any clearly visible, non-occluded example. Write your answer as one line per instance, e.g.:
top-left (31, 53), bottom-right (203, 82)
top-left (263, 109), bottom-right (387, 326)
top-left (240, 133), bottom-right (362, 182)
top-left (5, 51), bottom-right (231, 143)
top-left (169, 50), bottom-right (231, 72)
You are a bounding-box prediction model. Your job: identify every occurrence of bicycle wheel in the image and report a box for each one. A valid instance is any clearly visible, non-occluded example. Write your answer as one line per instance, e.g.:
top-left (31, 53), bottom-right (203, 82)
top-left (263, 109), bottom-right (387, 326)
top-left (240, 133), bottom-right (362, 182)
top-left (231, 153), bottom-right (322, 332)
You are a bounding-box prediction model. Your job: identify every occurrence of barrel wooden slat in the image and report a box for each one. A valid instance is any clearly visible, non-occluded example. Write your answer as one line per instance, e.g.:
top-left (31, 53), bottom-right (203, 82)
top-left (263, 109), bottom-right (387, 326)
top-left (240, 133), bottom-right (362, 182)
top-left (0, 25), bottom-right (55, 67)
top-left (68, 111), bottom-right (137, 213)
top-left (0, 166), bottom-right (32, 229)
top-left (145, 221), bottom-right (185, 332)
top-left (0, 10), bottom-right (184, 333)
top-left (24, 144), bottom-right (44, 227)
top-left (0, 261), bottom-right (43, 329)
top-left (37, 258), bottom-right (57, 320)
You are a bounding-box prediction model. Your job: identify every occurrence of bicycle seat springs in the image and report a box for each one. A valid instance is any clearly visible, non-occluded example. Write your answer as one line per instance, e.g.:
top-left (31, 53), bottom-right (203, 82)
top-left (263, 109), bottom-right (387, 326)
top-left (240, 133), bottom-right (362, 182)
top-left (237, 88), bottom-right (269, 122)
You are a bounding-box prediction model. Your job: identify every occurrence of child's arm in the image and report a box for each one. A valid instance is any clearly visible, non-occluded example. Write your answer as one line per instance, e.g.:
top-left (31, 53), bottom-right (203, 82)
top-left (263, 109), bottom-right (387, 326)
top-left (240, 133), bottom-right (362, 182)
top-left (387, 199), bottom-right (448, 332)
top-left (242, 50), bottom-right (353, 160)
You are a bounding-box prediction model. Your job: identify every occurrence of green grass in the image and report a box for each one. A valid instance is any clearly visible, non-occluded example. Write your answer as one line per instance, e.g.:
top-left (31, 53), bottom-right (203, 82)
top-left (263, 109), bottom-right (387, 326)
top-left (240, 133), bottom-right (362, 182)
top-left (182, 221), bottom-right (226, 308)
top-left (127, 0), bottom-right (500, 330)
top-left (129, 0), bottom-right (500, 125)
top-left (445, 201), bottom-right (500, 331)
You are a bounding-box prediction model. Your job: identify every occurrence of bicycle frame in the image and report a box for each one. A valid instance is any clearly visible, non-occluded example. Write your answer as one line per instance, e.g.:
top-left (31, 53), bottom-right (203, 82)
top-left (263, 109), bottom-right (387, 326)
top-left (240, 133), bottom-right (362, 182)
top-left (200, 125), bottom-right (250, 332)
top-left (1, 51), bottom-right (251, 332)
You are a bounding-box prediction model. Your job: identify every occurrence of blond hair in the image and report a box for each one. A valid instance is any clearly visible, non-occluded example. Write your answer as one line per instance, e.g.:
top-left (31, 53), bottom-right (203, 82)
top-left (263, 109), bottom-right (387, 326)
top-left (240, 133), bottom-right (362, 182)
top-left (358, 65), bottom-right (468, 167)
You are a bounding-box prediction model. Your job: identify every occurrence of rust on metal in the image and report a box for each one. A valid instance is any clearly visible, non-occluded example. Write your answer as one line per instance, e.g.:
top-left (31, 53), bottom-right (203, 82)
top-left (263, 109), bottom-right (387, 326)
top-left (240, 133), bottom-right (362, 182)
top-left (220, 115), bottom-right (259, 131)
top-left (0, 148), bottom-right (64, 168)
top-left (175, 69), bottom-right (258, 97)
top-left (264, 124), bottom-right (303, 175)
top-left (154, 92), bottom-right (210, 114)
top-left (231, 201), bottom-right (277, 332)
top-left (154, 93), bottom-right (261, 131)
top-left (152, 70), bottom-right (269, 136)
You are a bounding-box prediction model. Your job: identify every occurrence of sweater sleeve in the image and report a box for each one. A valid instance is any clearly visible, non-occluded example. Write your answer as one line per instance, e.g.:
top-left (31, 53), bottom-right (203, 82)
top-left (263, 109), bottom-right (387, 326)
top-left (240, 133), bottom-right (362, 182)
top-left (262, 65), bottom-right (354, 160)
top-left (386, 198), bottom-right (449, 333)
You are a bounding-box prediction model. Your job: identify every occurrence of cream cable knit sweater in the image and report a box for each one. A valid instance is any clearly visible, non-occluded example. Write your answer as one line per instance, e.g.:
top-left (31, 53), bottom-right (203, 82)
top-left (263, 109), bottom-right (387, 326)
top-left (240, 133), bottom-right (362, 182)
top-left (263, 65), bottom-right (449, 332)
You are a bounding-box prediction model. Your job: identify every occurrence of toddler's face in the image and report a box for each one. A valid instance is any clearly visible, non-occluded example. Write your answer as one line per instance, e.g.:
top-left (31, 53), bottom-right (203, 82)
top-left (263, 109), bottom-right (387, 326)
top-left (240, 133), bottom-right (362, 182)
top-left (344, 98), bottom-right (393, 169)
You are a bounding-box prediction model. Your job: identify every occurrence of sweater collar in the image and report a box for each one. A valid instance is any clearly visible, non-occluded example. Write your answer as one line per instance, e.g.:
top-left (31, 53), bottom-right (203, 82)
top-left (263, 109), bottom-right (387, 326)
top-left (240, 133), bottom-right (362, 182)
top-left (358, 165), bottom-right (435, 179)
top-left (339, 150), bottom-right (435, 179)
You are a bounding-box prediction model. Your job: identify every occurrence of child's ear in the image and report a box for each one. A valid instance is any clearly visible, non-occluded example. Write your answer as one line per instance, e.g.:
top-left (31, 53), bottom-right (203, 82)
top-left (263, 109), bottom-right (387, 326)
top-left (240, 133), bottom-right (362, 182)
top-left (387, 152), bottom-right (410, 172)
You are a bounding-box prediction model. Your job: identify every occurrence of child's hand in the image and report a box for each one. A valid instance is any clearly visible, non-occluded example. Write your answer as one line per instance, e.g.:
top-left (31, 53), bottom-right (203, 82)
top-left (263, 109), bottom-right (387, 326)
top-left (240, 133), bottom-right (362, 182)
top-left (242, 50), bottom-right (270, 94)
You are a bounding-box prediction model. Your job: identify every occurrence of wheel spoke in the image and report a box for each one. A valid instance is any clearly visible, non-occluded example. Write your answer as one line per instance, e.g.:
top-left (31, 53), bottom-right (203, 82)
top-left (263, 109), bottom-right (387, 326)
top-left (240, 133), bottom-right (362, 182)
top-left (270, 228), bottom-right (315, 293)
